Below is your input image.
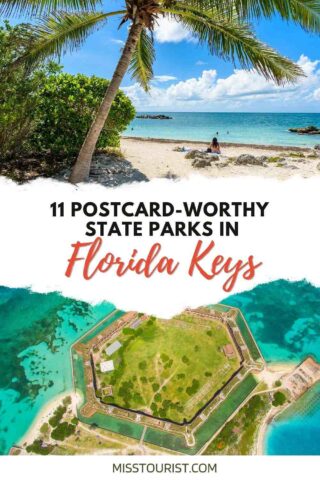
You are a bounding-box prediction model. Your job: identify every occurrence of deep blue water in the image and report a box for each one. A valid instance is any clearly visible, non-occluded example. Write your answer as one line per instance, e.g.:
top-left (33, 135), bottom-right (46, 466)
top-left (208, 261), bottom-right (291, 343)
top-left (0, 280), bottom-right (319, 454)
top-left (125, 112), bottom-right (320, 147)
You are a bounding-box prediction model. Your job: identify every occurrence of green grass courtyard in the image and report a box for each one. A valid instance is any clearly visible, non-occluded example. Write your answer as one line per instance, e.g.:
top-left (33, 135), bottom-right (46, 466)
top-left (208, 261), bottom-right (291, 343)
top-left (94, 313), bottom-right (240, 423)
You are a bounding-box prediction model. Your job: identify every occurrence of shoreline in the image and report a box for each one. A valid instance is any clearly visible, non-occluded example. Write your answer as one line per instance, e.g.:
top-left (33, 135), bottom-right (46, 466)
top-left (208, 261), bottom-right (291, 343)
top-left (256, 400), bottom-right (293, 455)
top-left (256, 360), bottom-right (297, 455)
top-left (256, 408), bottom-right (276, 455)
top-left (120, 137), bottom-right (320, 181)
top-left (266, 361), bottom-right (297, 372)
top-left (17, 390), bottom-right (74, 449)
top-left (122, 135), bottom-right (314, 152)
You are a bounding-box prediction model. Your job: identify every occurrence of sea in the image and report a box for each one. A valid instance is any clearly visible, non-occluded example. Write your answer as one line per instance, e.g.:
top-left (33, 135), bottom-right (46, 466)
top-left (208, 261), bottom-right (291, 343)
top-left (0, 280), bottom-right (320, 455)
top-left (124, 112), bottom-right (320, 147)
top-left (0, 287), bottom-right (115, 455)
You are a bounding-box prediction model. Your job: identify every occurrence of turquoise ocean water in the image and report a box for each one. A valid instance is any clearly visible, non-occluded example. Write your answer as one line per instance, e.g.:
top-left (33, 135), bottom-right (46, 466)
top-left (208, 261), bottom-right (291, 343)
top-left (0, 280), bottom-right (320, 454)
top-left (224, 280), bottom-right (320, 455)
top-left (125, 112), bottom-right (320, 147)
top-left (0, 287), bottom-right (115, 454)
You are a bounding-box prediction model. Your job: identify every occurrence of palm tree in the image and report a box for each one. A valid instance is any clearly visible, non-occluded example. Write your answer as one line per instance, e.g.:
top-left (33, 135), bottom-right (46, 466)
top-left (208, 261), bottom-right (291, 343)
top-left (2, 0), bottom-right (320, 183)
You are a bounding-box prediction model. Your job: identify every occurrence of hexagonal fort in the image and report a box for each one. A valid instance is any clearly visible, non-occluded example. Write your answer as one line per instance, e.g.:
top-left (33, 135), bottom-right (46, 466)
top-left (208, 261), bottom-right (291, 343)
top-left (95, 311), bottom-right (242, 423)
top-left (72, 305), bottom-right (264, 453)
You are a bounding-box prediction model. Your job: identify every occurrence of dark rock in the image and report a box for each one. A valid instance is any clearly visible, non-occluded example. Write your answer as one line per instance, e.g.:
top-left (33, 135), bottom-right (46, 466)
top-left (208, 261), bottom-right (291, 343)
top-left (192, 158), bottom-right (214, 168)
top-left (88, 155), bottom-right (148, 186)
top-left (136, 114), bottom-right (172, 120)
top-left (235, 154), bottom-right (266, 166)
top-left (289, 125), bottom-right (320, 135)
top-left (185, 149), bottom-right (220, 168)
top-left (314, 144), bottom-right (320, 150)
top-left (185, 150), bottom-right (219, 160)
top-left (215, 162), bottom-right (228, 168)
top-left (185, 150), bottom-right (200, 160)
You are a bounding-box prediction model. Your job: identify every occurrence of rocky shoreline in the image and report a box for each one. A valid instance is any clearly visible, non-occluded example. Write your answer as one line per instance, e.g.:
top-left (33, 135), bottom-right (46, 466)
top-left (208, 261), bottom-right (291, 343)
top-left (183, 149), bottom-right (319, 170)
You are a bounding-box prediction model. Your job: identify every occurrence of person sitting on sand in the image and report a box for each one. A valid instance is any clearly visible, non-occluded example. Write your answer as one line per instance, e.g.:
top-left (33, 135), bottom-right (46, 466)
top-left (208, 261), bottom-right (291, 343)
top-left (207, 137), bottom-right (221, 154)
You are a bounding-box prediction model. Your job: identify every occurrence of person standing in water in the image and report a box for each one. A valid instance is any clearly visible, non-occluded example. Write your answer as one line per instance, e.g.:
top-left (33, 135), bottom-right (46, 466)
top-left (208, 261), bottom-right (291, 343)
top-left (207, 137), bottom-right (221, 154)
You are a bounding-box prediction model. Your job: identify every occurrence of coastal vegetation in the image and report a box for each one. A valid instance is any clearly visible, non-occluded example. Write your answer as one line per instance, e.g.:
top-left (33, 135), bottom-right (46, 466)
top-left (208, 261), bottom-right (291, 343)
top-left (0, 22), bottom-right (134, 181)
top-left (51, 421), bottom-right (76, 441)
top-left (48, 404), bottom-right (67, 428)
top-left (2, 1), bottom-right (320, 182)
top-left (25, 396), bottom-right (78, 454)
top-left (0, 21), bottom-right (54, 159)
top-left (30, 73), bottom-right (135, 156)
top-left (203, 393), bottom-right (271, 455)
top-left (272, 391), bottom-right (287, 407)
top-left (26, 439), bottom-right (55, 455)
top-left (33, 416), bottom-right (172, 455)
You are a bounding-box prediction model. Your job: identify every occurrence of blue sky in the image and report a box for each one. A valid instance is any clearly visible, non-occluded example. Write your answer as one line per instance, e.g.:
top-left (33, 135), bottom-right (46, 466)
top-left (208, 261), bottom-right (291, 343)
top-left (61, 3), bottom-right (319, 82)
top-left (10, 1), bottom-right (320, 111)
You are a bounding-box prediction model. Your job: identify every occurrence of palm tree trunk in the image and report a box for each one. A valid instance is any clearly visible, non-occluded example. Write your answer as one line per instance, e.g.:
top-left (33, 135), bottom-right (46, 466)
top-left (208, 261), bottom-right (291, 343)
top-left (69, 20), bottom-right (143, 184)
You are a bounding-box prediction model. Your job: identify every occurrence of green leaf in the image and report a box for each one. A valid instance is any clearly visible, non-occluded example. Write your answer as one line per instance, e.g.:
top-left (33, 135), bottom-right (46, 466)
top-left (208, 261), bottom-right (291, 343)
top-left (129, 28), bottom-right (155, 91)
top-left (0, 0), bottom-right (102, 17)
top-left (12, 10), bottom-right (124, 67)
top-left (232, 0), bottom-right (320, 32)
top-left (162, 6), bottom-right (303, 84)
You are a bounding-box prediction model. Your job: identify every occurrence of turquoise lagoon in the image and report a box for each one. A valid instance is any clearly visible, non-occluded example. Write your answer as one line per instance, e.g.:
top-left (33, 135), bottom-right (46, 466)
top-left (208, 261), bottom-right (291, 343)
top-left (0, 279), bottom-right (320, 454)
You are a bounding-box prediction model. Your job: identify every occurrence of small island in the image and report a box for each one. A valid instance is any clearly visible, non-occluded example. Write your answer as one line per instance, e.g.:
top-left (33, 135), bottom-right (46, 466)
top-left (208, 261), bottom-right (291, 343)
top-left (136, 114), bottom-right (173, 120)
top-left (289, 125), bottom-right (320, 135)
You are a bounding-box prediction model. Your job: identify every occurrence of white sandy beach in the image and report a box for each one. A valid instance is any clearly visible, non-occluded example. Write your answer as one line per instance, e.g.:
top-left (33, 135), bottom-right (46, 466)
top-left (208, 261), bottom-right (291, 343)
top-left (256, 408), bottom-right (276, 455)
top-left (18, 391), bottom-right (75, 448)
top-left (121, 137), bottom-right (320, 180)
top-left (255, 361), bottom-right (297, 455)
top-left (256, 398), bottom-right (295, 455)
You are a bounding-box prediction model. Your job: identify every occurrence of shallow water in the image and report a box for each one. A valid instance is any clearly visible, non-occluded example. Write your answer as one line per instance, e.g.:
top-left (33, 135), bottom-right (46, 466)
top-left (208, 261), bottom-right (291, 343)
top-left (265, 383), bottom-right (320, 455)
top-left (0, 287), bottom-right (114, 454)
top-left (125, 112), bottom-right (320, 147)
top-left (224, 279), bottom-right (320, 455)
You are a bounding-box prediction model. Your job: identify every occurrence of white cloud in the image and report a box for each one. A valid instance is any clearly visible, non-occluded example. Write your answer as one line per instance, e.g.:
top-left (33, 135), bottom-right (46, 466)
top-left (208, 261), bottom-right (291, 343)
top-left (166, 70), bottom-right (217, 101)
top-left (153, 75), bottom-right (177, 83)
top-left (154, 17), bottom-right (194, 43)
top-left (196, 60), bottom-right (207, 66)
top-left (298, 54), bottom-right (319, 76)
top-left (314, 88), bottom-right (320, 100)
top-left (111, 38), bottom-right (125, 46)
top-left (123, 55), bottom-right (320, 111)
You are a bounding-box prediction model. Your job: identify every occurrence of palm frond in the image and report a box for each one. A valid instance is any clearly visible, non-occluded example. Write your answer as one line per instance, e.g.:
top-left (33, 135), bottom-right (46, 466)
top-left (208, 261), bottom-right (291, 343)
top-left (232, 0), bottom-right (320, 32)
top-left (12, 10), bottom-right (125, 67)
top-left (129, 27), bottom-right (155, 91)
top-left (170, 0), bottom-right (320, 33)
top-left (162, 6), bottom-right (303, 84)
top-left (0, 0), bottom-right (101, 17)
